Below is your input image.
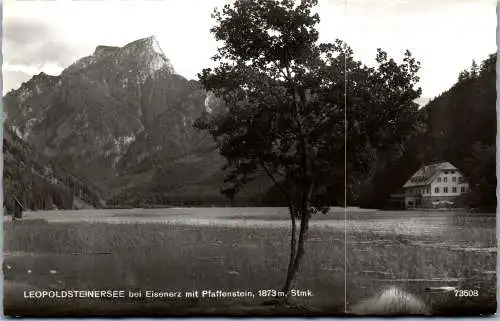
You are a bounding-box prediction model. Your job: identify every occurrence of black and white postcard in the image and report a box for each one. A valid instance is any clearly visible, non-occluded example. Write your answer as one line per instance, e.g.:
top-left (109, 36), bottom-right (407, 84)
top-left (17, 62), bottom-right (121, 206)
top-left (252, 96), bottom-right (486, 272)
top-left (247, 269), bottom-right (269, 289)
top-left (2, 0), bottom-right (497, 316)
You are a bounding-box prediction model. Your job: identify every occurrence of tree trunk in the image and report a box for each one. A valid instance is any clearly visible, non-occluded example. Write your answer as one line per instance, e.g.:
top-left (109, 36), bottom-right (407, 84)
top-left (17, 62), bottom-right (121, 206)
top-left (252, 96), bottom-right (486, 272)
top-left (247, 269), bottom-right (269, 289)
top-left (281, 179), bottom-right (314, 299)
top-left (281, 205), bottom-right (298, 296)
top-left (282, 211), bottom-right (311, 302)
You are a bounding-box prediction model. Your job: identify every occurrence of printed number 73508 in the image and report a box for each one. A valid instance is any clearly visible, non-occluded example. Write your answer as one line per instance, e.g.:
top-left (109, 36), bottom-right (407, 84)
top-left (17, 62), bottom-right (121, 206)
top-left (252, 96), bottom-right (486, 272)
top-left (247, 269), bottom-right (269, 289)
top-left (454, 289), bottom-right (479, 297)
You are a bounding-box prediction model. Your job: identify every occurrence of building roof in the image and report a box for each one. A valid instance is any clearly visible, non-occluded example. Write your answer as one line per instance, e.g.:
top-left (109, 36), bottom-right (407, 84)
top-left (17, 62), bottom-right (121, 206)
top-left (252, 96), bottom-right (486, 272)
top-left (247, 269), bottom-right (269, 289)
top-left (403, 162), bottom-right (459, 188)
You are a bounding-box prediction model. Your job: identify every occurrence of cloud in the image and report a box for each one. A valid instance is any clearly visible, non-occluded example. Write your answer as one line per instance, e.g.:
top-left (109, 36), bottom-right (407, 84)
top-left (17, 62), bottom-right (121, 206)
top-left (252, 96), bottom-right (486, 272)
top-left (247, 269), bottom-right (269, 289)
top-left (3, 19), bottom-right (80, 69)
top-left (4, 19), bottom-right (51, 45)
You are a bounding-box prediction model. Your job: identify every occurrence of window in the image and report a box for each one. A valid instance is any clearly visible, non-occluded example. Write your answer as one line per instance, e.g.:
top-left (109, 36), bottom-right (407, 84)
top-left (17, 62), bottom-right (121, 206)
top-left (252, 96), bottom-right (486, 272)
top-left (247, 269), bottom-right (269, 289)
top-left (452, 187), bottom-right (457, 193)
top-left (443, 177), bottom-right (447, 183)
top-left (435, 187), bottom-right (439, 193)
top-left (461, 186), bottom-right (465, 193)
top-left (427, 188), bottom-right (430, 194)
top-left (452, 177), bottom-right (456, 182)
top-left (443, 187), bottom-right (448, 193)
top-left (437, 177), bottom-right (441, 182)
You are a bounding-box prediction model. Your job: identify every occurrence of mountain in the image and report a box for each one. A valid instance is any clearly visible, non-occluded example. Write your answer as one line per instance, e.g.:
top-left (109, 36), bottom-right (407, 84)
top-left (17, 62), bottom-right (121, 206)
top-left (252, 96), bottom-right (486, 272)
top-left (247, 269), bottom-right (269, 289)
top-left (3, 124), bottom-right (90, 212)
top-left (359, 53), bottom-right (496, 209)
top-left (4, 37), bottom-right (196, 185)
top-left (3, 36), bottom-right (252, 206)
top-left (423, 54), bottom-right (496, 208)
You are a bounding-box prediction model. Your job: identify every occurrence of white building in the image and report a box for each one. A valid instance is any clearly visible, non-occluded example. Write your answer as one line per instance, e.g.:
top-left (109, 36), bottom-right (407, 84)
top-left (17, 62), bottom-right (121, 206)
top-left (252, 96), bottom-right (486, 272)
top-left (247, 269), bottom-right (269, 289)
top-left (402, 162), bottom-right (469, 209)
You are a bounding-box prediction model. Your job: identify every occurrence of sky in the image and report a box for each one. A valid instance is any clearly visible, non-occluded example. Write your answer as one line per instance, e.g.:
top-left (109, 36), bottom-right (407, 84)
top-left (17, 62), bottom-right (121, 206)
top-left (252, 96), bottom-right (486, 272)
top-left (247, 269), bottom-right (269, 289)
top-left (2, 0), bottom-right (497, 100)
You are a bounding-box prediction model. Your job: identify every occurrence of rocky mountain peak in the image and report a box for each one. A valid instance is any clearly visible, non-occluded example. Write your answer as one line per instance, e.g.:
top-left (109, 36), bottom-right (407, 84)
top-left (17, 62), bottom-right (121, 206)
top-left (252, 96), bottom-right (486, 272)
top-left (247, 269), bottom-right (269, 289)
top-left (119, 36), bottom-right (175, 75)
top-left (63, 36), bottom-right (174, 77)
top-left (93, 45), bottom-right (120, 58)
top-left (3, 35), bottom-right (212, 201)
top-left (122, 36), bottom-right (162, 54)
top-left (5, 71), bottom-right (60, 105)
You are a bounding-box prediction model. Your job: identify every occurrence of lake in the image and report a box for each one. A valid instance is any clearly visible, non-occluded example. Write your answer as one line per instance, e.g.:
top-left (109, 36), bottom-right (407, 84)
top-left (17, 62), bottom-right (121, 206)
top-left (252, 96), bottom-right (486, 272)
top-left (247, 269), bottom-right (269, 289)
top-left (3, 207), bottom-right (496, 316)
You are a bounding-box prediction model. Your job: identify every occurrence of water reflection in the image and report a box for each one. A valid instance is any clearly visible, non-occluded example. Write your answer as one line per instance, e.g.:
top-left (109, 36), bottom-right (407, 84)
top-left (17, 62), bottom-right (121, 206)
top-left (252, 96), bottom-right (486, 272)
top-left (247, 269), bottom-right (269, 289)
top-left (19, 207), bottom-right (495, 241)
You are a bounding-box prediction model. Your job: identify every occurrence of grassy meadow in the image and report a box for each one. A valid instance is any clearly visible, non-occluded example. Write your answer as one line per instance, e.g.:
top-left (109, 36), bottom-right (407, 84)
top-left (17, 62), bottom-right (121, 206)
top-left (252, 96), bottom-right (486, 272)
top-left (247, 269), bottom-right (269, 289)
top-left (3, 211), bottom-right (497, 316)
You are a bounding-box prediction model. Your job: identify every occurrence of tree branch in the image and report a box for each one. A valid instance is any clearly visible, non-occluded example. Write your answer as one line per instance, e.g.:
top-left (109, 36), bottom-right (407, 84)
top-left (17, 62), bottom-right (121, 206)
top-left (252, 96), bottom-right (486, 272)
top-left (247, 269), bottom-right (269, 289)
top-left (284, 63), bottom-right (312, 215)
top-left (259, 160), bottom-right (292, 205)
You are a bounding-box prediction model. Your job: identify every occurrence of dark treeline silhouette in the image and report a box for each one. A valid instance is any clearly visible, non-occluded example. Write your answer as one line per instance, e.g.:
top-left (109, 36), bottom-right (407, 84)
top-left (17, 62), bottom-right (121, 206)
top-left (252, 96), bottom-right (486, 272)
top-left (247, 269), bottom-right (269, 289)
top-left (425, 54), bottom-right (496, 209)
top-left (3, 125), bottom-right (103, 214)
top-left (360, 54), bottom-right (496, 210)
